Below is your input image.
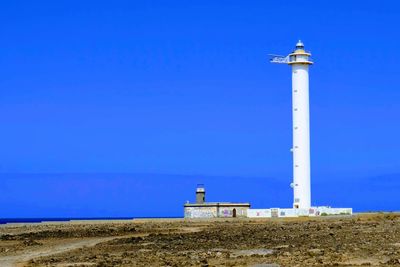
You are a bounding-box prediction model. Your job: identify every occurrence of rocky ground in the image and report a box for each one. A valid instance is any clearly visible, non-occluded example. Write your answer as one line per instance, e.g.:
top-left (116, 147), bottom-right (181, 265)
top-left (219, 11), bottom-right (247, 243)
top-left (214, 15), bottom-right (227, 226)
top-left (1, 213), bottom-right (400, 266)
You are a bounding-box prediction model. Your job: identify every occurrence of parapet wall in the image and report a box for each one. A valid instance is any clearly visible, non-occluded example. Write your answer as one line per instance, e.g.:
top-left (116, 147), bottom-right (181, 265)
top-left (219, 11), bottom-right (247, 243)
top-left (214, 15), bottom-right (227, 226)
top-left (247, 207), bottom-right (352, 218)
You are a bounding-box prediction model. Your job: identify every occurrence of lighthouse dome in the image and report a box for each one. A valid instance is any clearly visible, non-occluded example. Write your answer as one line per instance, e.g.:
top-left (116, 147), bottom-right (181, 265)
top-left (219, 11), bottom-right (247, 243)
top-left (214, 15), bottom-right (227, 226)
top-left (295, 40), bottom-right (304, 50)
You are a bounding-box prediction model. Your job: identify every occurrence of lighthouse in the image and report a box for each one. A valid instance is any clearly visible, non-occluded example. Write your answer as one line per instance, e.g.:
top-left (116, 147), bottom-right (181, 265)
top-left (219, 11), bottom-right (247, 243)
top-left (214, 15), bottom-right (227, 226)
top-left (270, 40), bottom-right (313, 209)
top-left (288, 40), bottom-right (313, 209)
top-left (184, 41), bottom-right (353, 218)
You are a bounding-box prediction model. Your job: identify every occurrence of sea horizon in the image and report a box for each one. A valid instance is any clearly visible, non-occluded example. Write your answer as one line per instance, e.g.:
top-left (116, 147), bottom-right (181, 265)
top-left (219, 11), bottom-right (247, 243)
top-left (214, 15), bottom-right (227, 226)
top-left (1, 172), bottom-right (399, 219)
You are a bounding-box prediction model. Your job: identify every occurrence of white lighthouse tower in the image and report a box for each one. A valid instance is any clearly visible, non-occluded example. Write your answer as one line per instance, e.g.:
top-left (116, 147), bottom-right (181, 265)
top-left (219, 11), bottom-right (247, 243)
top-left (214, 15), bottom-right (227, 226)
top-left (243, 41), bottom-right (353, 218)
top-left (271, 40), bottom-right (313, 209)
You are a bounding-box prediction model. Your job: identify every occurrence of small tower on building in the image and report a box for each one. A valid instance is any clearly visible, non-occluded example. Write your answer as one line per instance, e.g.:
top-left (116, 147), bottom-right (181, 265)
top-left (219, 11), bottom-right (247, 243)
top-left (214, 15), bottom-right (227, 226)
top-left (196, 184), bottom-right (205, 204)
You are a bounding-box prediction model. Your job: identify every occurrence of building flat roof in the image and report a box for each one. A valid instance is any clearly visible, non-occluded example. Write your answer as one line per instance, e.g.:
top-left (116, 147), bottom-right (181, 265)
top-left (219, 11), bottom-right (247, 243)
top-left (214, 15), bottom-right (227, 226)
top-left (184, 202), bottom-right (251, 208)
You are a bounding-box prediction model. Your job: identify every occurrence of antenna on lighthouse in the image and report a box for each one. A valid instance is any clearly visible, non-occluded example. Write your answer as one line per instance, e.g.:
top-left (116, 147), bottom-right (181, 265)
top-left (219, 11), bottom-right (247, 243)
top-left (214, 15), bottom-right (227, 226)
top-left (268, 54), bottom-right (289, 64)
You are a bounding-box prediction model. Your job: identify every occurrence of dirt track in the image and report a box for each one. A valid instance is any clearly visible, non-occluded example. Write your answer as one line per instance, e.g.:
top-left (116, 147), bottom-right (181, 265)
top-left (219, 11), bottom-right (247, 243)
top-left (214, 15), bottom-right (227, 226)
top-left (0, 237), bottom-right (115, 267)
top-left (1, 213), bottom-right (400, 266)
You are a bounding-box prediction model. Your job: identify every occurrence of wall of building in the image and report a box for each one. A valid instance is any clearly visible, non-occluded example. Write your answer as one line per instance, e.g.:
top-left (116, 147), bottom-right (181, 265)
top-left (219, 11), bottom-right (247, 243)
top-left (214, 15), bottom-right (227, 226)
top-left (247, 207), bottom-right (353, 218)
top-left (184, 206), bottom-right (217, 218)
top-left (314, 207), bottom-right (353, 216)
top-left (184, 205), bottom-right (249, 218)
top-left (217, 206), bottom-right (248, 218)
top-left (247, 209), bottom-right (271, 218)
top-left (185, 206), bottom-right (352, 218)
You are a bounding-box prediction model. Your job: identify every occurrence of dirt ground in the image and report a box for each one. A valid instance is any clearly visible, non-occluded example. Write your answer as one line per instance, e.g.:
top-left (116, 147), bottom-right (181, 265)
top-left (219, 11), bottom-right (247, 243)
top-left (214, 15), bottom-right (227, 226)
top-left (1, 213), bottom-right (400, 266)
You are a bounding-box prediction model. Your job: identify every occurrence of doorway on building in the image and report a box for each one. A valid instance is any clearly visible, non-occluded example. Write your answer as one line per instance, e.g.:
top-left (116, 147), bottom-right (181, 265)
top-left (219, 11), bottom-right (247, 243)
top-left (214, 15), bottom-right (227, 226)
top-left (232, 208), bottom-right (237, 218)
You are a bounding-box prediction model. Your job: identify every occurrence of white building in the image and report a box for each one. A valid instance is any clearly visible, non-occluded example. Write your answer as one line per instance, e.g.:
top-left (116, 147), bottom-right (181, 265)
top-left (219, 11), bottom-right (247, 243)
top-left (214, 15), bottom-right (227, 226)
top-left (184, 185), bottom-right (250, 218)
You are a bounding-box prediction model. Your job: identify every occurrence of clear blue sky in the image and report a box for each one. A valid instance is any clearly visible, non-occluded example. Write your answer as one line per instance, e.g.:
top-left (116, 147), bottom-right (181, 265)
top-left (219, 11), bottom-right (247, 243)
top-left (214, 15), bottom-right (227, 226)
top-left (1, 1), bottom-right (399, 217)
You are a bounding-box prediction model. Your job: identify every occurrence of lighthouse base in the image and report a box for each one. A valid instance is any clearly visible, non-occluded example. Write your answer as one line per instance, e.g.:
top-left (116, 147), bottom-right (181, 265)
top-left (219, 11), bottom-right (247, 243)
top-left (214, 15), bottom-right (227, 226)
top-left (247, 206), bottom-right (352, 218)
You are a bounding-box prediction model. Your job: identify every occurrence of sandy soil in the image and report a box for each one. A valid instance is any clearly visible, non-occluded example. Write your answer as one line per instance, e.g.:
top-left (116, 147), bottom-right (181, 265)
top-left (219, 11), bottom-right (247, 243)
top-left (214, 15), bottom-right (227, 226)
top-left (1, 213), bottom-right (400, 266)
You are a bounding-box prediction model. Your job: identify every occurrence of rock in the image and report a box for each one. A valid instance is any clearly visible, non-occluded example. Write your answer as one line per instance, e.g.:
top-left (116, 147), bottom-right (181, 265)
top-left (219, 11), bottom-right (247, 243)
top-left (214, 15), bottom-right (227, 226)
top-left (386, 258), bottom-right (400, 265)
top-left (22, 239), bottom-right (42, 246)
top-left (250, 264), bottom-right (280, 267)
top-left (274, 245), bottom-right (289, 249)
top-left (189, 255), bottom-right (199, 260)
top-left (200, 258), bottom-right (209, 267)
top-left (308, 248), bottom-right (324, 256)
